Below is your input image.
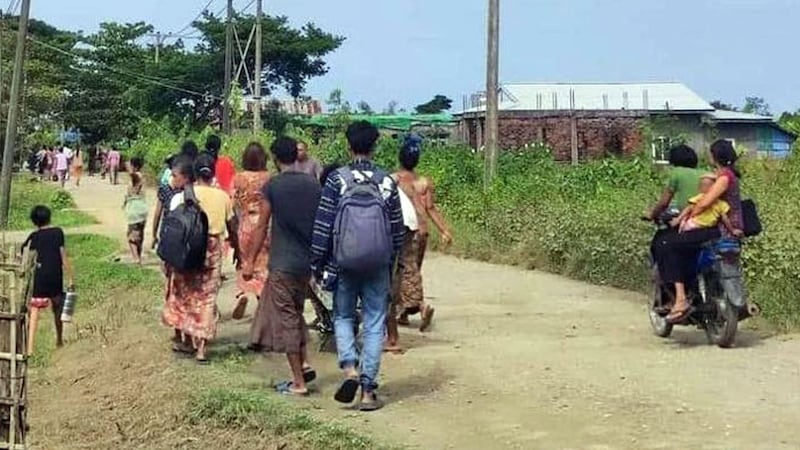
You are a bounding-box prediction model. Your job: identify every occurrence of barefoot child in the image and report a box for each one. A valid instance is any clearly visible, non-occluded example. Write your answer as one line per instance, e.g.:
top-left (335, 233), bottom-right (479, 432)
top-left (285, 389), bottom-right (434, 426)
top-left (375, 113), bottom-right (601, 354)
top-left (124, 158), bottom-right (148, 264)
top-left (22, 206), bottom-right (73, 355)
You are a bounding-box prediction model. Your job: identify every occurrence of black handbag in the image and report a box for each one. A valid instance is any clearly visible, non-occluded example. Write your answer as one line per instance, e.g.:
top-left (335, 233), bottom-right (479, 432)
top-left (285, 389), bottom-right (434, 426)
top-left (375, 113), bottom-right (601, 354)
top-left (741, 199), bottom-right (762, 237)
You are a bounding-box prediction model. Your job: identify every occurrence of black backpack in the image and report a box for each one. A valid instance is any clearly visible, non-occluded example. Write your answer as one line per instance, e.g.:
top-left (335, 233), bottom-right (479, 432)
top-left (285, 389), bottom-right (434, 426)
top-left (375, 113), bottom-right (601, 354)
top-left (741, 198), bottom-right (762, 237)
top-left (157, 185), bottom-right (209, 271)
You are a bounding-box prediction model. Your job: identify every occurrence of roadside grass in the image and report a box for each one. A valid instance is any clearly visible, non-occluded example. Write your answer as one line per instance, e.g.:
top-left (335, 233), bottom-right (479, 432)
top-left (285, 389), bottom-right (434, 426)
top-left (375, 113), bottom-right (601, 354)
top-left (28, 233), bottom-right (393, 449)
top-left (8, 176), bottom-right (96, 230)
top-left (186, 349), bottom-right (397, 450)
top-left (28, 234), bottom-right (161, 368)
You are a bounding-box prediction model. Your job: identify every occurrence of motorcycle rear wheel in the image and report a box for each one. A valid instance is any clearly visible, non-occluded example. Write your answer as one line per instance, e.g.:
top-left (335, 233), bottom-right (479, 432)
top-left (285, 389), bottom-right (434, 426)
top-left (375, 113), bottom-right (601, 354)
top-left (705, 295), bottom-right (738, 348)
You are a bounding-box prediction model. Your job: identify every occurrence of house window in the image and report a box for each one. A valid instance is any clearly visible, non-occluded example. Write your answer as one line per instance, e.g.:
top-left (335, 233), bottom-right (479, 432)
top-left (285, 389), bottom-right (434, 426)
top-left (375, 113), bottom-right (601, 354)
top-left (651, 136), bottom-right (671, 164)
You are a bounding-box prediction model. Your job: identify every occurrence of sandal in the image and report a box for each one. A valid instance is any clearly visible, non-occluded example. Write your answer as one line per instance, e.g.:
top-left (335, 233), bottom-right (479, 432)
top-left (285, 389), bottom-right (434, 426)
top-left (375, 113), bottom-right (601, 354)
top-left (276, 380), bottom-right (309, 396)
top-left (383, 344), bottom-right (405, 354)
top-left (195, 355), bottom-right (210, 365)
top-left (334, 378), bottom-right (360, 404)
top-left (419, 306), bottom-right (435, 332)
top-left (172, 342), bottom-right (195, 356)
top-left (358, 393), bottom-right (385, 412)
top-left (666, 305), bottom-right (692, 324)
top-left (303, 368), bottom-right (317, 384)
top-left (397, 315), bottom-right (410, 326)
top-left (231, 294), bottom-right (248, 320)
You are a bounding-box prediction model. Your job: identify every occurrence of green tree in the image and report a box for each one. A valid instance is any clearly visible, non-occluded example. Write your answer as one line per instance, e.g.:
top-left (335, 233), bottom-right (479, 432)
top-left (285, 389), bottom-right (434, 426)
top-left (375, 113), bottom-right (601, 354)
top-left (384, 100), bottom-right (398, 115)
top-left (742, 96), bottom-right (771, 116)
top-left (356, 100), bottom-right (373, 115)
top-left (778, 111), bottom-right (800, 135)
top-left (415, 94), bottom-right (453, 114)
top-left (710, 100), bottom-right (737, 111)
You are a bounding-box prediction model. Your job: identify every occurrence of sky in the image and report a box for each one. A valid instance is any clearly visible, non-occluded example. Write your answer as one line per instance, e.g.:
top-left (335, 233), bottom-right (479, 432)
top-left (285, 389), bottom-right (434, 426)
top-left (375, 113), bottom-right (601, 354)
top-left (29, 0), bottom-right (800, 114)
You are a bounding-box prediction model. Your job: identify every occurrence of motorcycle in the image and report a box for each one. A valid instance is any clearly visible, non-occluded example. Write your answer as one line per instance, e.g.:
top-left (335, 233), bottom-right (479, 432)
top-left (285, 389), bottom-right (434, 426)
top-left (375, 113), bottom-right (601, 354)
top-left (646, 211), bottom-right (759, 348)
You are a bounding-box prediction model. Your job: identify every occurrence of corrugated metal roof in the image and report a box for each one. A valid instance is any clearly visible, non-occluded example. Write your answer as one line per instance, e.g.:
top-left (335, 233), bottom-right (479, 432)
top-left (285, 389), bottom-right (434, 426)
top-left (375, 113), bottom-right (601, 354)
top-left (459, 82), bottom-right (714, 114)
top-left (705, 110), bottom-right (773, 122)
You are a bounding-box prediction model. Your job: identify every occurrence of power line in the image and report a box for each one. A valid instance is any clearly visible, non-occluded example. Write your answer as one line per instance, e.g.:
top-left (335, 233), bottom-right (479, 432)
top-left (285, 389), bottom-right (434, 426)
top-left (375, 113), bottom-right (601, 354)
top-left (4, 0), bottom-right (19, 15)
top-left (27, 36), bottom-right (222, 100)
top-left (173, 0), bottom-right (216, 36)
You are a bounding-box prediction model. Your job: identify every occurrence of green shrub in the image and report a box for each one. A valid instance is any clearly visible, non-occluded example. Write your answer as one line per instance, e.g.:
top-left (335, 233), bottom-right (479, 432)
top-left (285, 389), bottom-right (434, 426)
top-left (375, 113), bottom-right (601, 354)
top-left (7, 178), bottom-right (95, 230)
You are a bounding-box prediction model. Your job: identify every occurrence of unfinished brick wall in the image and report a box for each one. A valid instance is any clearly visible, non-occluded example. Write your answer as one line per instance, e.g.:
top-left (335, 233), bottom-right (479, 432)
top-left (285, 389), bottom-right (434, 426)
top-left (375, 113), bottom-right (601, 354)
top-left (487, 115), bottom-right (644, 161)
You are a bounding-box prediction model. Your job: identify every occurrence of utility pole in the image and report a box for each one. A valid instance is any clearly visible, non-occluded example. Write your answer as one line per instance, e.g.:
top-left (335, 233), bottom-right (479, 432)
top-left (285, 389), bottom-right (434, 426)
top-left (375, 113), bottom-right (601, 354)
top-left (0, 0), bottom-right (30, 227)
top-left (484, 0), bottom-right (500, 189)
top-left (222, 0), bottom-right (234, 134)
top-left (154, 32), bottom-right (162, 64)
top-left (252, 0), bottom-right (263, 134)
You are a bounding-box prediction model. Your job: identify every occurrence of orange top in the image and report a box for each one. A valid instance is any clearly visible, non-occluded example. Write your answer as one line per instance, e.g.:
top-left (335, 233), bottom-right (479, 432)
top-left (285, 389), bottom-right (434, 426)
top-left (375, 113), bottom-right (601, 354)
top-left (215, 156), bottom-right (236, 195)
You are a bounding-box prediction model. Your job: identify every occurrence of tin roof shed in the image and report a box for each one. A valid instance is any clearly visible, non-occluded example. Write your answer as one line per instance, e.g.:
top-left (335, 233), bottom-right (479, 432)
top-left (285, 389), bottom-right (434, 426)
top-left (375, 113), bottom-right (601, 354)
top-left (459, 82), bottom-right (714, 114)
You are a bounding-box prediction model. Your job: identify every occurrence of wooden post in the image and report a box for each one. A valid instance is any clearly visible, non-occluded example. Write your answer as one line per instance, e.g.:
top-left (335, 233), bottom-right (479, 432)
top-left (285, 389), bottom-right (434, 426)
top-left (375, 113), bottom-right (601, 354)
top-left (0, 0), bottom-right (31, 228)
top-left (222, 0), bottom-right (234, 134)
top-left (570, 115), bottom-right (578, 165)
top-left (253, 0), bottom-right (263, 134)
top-left (483, 0), bottom-right (500, 189)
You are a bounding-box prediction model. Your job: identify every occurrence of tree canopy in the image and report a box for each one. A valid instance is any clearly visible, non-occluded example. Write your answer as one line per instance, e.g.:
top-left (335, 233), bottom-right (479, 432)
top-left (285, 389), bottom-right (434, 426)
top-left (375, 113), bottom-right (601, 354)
top-left (2, 10), bottom-right (343, 144)
top-left (415, 94), bottom-right (452, 114)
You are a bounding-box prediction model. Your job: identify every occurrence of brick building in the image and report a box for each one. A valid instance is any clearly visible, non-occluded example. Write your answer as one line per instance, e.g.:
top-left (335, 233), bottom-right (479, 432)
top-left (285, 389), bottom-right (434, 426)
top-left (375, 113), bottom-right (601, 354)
top-left (456, 82), bottom-right (795, 161)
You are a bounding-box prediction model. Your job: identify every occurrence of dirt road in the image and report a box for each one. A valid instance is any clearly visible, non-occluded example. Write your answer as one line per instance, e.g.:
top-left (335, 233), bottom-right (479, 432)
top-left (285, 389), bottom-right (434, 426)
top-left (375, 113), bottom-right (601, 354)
top-left (53, 177), bottom-right (800, 449)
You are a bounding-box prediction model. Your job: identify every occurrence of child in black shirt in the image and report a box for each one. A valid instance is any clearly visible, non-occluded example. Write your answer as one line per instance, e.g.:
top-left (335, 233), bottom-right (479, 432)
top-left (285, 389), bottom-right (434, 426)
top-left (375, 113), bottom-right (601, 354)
top-left (22, 206), bottom-right (73, 355)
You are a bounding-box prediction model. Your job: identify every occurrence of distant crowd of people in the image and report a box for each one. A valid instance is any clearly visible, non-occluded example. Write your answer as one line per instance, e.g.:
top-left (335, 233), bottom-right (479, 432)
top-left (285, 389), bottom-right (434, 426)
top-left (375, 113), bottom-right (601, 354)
top-left (27, 144), bottom-right (122, 187)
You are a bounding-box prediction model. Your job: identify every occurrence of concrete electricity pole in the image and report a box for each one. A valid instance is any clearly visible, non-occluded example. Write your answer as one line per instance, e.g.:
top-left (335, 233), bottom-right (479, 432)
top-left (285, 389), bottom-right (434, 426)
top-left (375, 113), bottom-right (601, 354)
top-left (222, 0), bottom-right (234, 134)
top-left (154, 32), bottom-right (161, 63)
top-left (484, 0), bottom-right (500, 188)
top-left (253, 0), bottom-right (263, 134)
top-left (0, 0), bottom-right (31, 227)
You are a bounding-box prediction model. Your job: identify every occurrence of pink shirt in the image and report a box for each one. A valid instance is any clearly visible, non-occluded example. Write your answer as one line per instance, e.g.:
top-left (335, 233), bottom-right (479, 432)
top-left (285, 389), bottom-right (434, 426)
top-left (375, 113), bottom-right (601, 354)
top-left (55, 153), bottom-right (68, 171)
top-left (107, 150), bottom-right (120, 167)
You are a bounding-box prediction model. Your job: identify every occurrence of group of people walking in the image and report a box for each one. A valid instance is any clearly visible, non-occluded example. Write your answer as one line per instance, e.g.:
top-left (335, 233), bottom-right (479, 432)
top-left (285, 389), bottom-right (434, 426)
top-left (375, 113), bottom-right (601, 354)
top-left (154, 123), bottom-right (452, 410)
top-left (29, 144), bottom-right (122, 187)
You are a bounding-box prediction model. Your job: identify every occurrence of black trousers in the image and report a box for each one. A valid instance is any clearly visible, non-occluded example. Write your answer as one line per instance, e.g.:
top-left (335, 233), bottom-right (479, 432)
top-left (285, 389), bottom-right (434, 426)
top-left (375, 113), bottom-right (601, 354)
top-left (652, 227), bottom-right (720, 285)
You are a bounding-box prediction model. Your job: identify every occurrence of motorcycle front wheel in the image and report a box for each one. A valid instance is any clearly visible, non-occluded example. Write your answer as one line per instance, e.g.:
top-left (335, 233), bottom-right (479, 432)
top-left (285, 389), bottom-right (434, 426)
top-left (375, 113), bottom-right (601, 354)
top-left (649, 282), bottom-right (673, 338)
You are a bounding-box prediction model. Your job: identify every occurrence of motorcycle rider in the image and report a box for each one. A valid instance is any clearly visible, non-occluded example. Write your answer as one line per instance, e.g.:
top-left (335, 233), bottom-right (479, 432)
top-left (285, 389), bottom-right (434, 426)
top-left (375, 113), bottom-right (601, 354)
top-left (654, 140), bottom-right (745, 323)
top-left (645, 144), bottom-right (704, 221)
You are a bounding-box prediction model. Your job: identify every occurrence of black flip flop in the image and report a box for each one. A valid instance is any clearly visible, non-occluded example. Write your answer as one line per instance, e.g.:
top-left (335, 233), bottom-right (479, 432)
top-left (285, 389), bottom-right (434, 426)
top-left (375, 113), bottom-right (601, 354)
top-left (334, 378), bottom-right (360, 404)
top-left (303, 369), bottom-right (317, 384)
top-left (172, 343), bottom-right (195, 356)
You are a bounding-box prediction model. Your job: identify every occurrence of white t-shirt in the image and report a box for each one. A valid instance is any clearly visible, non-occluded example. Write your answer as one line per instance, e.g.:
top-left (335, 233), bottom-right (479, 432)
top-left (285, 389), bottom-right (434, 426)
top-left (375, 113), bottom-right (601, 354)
top-left (63, 147), bottom-right (74, 159)
top-left (398, 188), bottom-right (418, 231)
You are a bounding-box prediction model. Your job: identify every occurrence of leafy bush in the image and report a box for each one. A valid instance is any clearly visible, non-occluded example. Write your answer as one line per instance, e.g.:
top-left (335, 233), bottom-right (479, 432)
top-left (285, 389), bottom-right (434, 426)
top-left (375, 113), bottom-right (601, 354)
top-left (8, 177), bottom-right (95, 230)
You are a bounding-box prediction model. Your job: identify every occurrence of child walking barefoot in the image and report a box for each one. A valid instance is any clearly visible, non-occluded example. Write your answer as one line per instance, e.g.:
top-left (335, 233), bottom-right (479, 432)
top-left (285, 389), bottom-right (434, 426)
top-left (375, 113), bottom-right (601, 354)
top-left (22, 206), bottom-right (73, 355)
top-left (124, 158), bottom-right (148, 265)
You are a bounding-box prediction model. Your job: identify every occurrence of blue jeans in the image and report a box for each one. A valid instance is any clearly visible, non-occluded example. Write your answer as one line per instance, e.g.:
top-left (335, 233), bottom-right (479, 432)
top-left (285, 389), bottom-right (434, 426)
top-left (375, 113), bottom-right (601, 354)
top-left (333, 268), bottom-right (390, 392)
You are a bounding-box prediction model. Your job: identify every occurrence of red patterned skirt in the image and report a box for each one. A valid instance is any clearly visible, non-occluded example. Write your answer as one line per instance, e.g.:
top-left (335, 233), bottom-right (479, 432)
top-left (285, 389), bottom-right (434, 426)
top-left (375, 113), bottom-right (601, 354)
top-left (236, 211), bottom-right (269, 296)
top-left (162, 236), bottom-right (223, 340)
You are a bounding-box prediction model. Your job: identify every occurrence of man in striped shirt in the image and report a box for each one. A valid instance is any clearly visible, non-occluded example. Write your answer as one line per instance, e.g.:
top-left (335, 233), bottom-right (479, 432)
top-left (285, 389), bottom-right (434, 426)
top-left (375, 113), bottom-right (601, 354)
top-left (310, 121), bottom-right (404, 411)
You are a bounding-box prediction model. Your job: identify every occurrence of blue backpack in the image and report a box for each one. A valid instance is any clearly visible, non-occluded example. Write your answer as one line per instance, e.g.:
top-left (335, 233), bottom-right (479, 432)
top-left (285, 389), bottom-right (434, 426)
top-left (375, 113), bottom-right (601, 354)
top-left (333, 168), bottom-right (392, 273)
